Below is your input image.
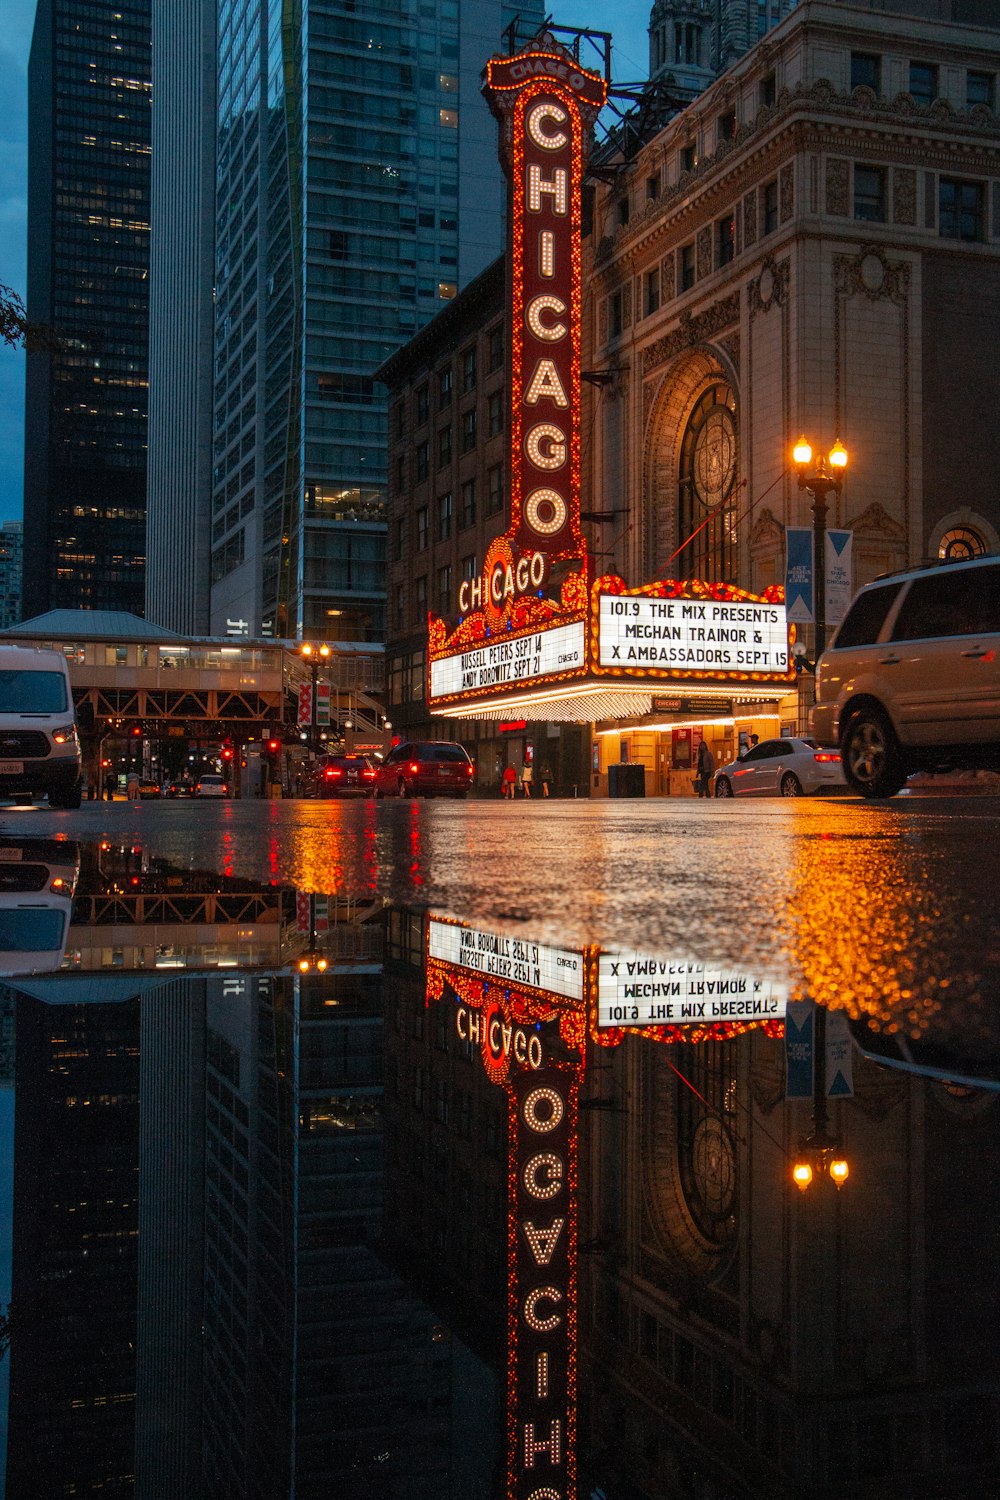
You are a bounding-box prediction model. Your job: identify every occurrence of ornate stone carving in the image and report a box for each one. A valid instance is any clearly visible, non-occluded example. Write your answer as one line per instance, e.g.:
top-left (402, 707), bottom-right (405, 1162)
top-left (892, 167), bottom-right (917, 225)
top-left (779, 162), bottom-right (794, 223)
top-left (622, 279), bottom-right (632, 330)
top-left (833, 244), bottom-right (910, 304)
top-left (696, 225), bottom-right (712, 281)
top-left (598, 297), bottom-right (608, 348)
top-left (747, 255), bottom-right (789, 320)
top-left (641, 292), bottom-right (740, 374)
top-left (717, 331), bottom-right (740, 372)
top-left (743, 188), bottom-right (757, 247)
top-left (846, 500), bottom-right (907, 541)
top-left (660, 252), bottom-right (675, 305)
top-left (825, 157), bottom-right (849, 217)
top-left (749, 505), bottom-right (784, 548)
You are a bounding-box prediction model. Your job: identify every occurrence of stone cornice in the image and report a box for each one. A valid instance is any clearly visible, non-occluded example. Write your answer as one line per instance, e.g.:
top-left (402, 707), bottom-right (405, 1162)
top-left (594, 76), bottom-right (1000, 274)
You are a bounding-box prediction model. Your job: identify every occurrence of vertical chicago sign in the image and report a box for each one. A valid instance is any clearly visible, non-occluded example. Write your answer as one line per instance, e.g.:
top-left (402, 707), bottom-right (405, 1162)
top-left (483, 43), bottom-right (607, 570)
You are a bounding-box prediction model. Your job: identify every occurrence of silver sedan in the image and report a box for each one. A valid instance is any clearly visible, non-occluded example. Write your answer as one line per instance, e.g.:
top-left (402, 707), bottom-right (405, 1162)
top-left (713, 737), bottom-right (847, 798)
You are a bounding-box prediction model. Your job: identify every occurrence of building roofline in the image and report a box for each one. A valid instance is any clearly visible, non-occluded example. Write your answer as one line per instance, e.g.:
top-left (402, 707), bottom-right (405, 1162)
top-left (375, 256), bottom-right (506, 391)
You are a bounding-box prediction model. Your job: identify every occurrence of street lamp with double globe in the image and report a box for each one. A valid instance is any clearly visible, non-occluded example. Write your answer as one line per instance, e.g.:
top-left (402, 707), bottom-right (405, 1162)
top-left (299, 642), bottom-right (331, 755)
top-left (792, 437), bottom-right (849, 659)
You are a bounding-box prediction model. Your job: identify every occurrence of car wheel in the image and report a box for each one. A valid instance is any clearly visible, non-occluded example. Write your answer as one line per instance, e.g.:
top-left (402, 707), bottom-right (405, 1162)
top-left (714, 777), bottom-right (733, 798)
top-left (780, 773), bottom-right (802, 798)
top-left (840, 707), bottom-right (906, 798)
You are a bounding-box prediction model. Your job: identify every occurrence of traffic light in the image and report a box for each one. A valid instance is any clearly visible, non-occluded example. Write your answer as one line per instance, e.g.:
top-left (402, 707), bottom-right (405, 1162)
top-left (130, 725), bottom-right (142, 737)
top-left (221, 747), bottom-right (233, 762)
top-left (267, 739), bottom-right (280, 756)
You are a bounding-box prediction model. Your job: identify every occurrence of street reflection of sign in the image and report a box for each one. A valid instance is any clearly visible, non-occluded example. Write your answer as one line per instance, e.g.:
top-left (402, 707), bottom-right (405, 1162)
top-left (429, 916), bottom-right (584, 1000)
top-left (429, 620), bottom-right (586, 701)
top-left (598, 954), bottom-right (788, 1029)
top-left (598, 594), bottom-right (789, 675)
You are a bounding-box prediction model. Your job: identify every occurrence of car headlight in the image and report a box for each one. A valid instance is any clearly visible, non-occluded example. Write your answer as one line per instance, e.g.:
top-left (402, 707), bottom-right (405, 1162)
top-left (52, 725), bottom-right (78, 745)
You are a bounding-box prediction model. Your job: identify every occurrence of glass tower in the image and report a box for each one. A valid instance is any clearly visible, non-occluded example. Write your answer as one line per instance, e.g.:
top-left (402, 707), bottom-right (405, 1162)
top-left (23, 0), bottom-right (151, 619)
top-left (208, 0), bottom-right (542, 642)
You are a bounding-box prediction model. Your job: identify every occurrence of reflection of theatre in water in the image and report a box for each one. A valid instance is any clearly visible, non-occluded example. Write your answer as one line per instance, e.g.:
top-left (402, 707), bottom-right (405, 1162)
top-left (386, 911), bottom-right (1000, 1500)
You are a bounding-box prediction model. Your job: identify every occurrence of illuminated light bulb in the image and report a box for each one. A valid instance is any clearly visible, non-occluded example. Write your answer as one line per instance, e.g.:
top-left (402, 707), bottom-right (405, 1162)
top-left (522, 1085), bottom-right (565, 1133)
top-left (829, 1157), bottom-right (849, 1187)
top-left (298, 958), bottom-right (311, 973)
top-left (526, 100), bottom-right (568, 150)
top-left (828, 438), bottom-right (848, 469)
top-left (539, 230), bottom-right (555, 277)
top-left (522, 1285), bottom-right (563, 1333)
top-left (792, 1160), bottom-right (813, 1192)
top-left (316, 958), bottom-right (328, 972)
top-left (524, 422), bottom-right (567, 471)
top-left (524, 357), bottom-right (569, 408)
top-left (525, 294), bottom-right (567, 342)
top-left (525, 488), bottom-right (568, 536)
top-left (301, 643), bottom-right (313, 656)
top-left (319, 643), bottom-right (331, 657)
top-left (523, 1151), bottom-right (564, 1200)
top-left (792, 436), bottom-right (813, 467)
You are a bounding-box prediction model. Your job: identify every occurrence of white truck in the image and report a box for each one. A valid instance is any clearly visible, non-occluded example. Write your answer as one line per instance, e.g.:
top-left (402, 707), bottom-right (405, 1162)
top-left (0, 645), bottom-right (83, 808)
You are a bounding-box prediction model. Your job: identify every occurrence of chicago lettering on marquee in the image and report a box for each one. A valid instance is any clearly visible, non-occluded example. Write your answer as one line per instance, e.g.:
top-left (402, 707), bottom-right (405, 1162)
top-left (483, 44), bottom-right (606, 569)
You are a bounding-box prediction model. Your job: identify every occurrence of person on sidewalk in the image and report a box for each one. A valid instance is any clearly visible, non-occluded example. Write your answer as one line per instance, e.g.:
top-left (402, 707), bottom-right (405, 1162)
top-left (501, 764), bottom-right (516, 800)
top-left (521, 763), bottom-right (533, 798)
top-left (695, 739), bottom-right (715, 798)
top-left (539, 763), bottom-right (552, 798)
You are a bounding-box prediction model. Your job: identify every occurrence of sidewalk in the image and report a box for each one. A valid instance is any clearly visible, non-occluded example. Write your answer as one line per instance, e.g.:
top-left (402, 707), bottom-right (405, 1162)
top-left (902, 770), bottom-right (1000, 796)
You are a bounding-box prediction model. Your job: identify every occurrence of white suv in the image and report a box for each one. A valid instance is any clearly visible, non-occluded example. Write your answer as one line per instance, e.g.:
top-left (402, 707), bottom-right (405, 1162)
top-left (812, 554), bottom-right (1000, 797)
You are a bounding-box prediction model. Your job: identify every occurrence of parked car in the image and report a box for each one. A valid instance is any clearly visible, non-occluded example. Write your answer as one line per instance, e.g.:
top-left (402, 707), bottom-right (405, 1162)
top-left (0, 645), bottom-right (82, 809)
top-left (375, 741), bottom-right (475, 798)
top-left (138, 780), bottom-right (162, 799)
top-left (165, 780), bottom-right (195, 798)
top-left (713, 737), bottom-right (846, 798)
top-left (315, 754), bottom-right (377, 797)
top-left (194, 774), bottom-right (229, 797)
top-left (812, 553), bottom-right (1000, 797)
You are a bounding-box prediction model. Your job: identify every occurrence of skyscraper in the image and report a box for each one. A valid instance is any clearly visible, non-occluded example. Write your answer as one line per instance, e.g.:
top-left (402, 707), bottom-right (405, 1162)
top-left (23, 0), bottom-right (151, 619)
top-left (201, 0), bottom-right (542, 642)
top-left (0, 522), bottom-right (23, 629)
top-left (145, 1), bottom-right (217, 635)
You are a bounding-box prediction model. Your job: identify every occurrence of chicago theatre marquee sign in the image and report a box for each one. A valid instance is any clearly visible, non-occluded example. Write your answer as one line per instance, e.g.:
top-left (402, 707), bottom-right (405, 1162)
top-left (427, 37), bottom-right (793, 721)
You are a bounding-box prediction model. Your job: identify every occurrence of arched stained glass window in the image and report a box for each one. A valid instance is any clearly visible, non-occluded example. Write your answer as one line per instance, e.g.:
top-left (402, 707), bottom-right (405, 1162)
top-left (677, 381), bottom-right (738, 582)
top-left (938, 526), bottom-right (986, 562)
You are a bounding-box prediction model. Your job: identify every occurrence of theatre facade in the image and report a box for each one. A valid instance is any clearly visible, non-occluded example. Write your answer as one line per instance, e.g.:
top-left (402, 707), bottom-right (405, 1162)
top-left (380, 3), bottom-right (1000, 795)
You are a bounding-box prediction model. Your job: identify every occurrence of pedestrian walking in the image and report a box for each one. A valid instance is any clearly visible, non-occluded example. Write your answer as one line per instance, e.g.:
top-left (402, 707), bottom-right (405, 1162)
top-left (104, 771), bottom-right (116, 801)
top-left (539, 763), bottom-right (552, 798)
top-left (501, 764), bottom-right (516, 800)
top-left (126, 771), bottom-right (141, 801)
top-left (695, 739), bottom-right (715, 798)
top-left (521, 763), bottom-right (533, 798)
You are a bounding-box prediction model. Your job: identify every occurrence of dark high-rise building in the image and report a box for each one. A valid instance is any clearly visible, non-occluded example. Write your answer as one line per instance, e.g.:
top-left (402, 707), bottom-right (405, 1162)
top-left (5, 993), bottom-right (140, 1496)
top-left (23, 0), bottom-right (151, 618)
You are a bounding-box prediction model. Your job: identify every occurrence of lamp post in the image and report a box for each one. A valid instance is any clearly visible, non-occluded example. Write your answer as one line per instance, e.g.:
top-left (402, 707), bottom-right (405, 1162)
top-left (792, 437), bottom-right (849, 659)
top-left (299, 643), bottom-right (330, 756)
top-left (791, 1004), bottom-right (850, 1193)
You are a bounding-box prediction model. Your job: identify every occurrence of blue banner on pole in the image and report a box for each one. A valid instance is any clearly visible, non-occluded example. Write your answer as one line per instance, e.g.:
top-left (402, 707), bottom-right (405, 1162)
top-left (785, 999), bottom-right (815, 1099)
top-left (785, 528), bottom-right (814, 624)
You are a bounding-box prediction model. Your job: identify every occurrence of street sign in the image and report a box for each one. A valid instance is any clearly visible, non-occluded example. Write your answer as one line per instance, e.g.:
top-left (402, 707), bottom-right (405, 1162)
top-left (825, 1008), bottom-right (855, 1097)
top-left (297, 683), bottom-right (313, 727)
top-left (315, 681), bottom-right (331, 726)
top-left (784, 999), bottom-right (815, 1098)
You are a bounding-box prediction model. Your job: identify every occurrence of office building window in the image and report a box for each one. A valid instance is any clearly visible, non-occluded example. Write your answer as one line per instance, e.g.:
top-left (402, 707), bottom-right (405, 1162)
top-left (437, 565), bottom-right (452, 616)
top-left (487, 322), bottom-right (503, 372)
top-left (462, 408), bottom-right (476, 452)
top-left (680, 243), bottom-right (695, 291)
top-left (680, 142), bottom-right (696, 173)
top-left (939, 178), bottom-right (983, 241)
top-left (760, 72), bottom-right (776, 108)
top-left (439, 281), bottom-right (457, 300)
top-left (646, 172), bottom-right (660, 202)
top-left (717, 111), bottom-right (736, 145)
top-left (853, 165), bottom-right (885, 223)
top-left (851, 52), bottom-right (880, 93)
top-left (393, 517), bottom-right (404, 561)
top-left (438, 425), bottom-right (452, 467)
top-left (644, 268), bottom-right (660, 317)
top-left (763, 179), bottom-right (779, 235)
top-left (437, 491), bottom-right (452, 541)
top-left (487, 391), bottom-right (504, 437)
top-left (438, 367), bottom-right (452, 409)
top-left (909, 62), bottom-right (938, 105)
top-left (461, 346), bottom-right (476, 392)
top-left (460, 478), bottom-right (476, 529)
top-left (415, 384), bottom-right (429, 424)
top-left (416, 507), bottom-right (428, 550)
top-left (967, 71), bottom-right (994, 109)
top-left (487, 464), bottom-right (504, 515)
top-left (415, 442), bottom-right (428, 481)
top-left (717, 215), bottom-right (735, 266)
top-left (461, 553), bottom-right (477, 582)
top-left (415, 575), bottom-right (427, 616)
top-left (439, 107), bottom-right (458, 128)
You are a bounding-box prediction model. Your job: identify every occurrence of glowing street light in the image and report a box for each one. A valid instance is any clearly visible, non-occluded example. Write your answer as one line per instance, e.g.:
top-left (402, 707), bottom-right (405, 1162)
top-left (792, 435), bottom-right (850, 657)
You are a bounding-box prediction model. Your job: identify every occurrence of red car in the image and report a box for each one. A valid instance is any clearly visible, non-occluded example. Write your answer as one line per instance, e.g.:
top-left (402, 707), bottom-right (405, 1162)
top-left (315, 754), bottom-right (377, 797)
top-left (374, 741), bottom-right (474, 799)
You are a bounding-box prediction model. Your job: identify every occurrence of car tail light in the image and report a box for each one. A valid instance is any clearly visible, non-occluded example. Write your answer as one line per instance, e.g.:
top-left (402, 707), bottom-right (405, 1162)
top-left (465, 763), bottom-right (474, 775)
top-left (363, 768), bottom-right (376, 780)
top-left (325, 767), bottom-right (342, 778)
top-left (814, 752), bottom-right (841, 763)
top-left (409, 762), bottom-right (419, 774)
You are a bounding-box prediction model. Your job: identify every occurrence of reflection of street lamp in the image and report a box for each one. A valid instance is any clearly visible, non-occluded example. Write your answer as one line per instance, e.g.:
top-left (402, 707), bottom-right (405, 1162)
top-left (791, 1004), bottom-right (850, 1192)
top-left (792, 437), bottom-right (849, 658)
top-left (299, 643), bottom-right (330, 753)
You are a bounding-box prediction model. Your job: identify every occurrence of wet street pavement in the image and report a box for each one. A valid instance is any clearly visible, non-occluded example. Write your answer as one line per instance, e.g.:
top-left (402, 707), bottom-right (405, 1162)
top-left (0, 795), bottom-right (996, 1498)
